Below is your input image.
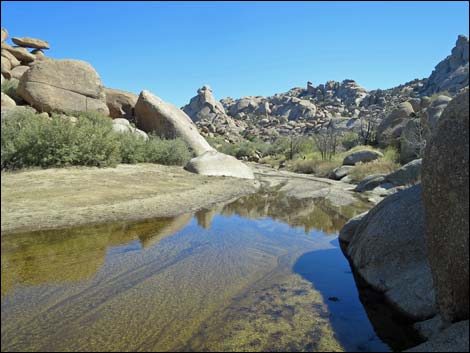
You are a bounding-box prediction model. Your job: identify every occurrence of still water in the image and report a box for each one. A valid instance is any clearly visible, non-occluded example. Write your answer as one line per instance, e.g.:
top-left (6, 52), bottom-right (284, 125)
top-left (2, 191), bottom-right (408, 352)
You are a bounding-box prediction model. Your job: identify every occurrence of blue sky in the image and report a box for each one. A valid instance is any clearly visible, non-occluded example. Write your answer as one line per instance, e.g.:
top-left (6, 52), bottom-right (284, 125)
top-left (2, 1), bottom-right (469, 106)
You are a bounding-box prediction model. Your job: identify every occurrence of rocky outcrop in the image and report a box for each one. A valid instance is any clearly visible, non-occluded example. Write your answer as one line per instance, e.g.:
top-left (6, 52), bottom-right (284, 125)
top-left (346, 185), bottom-right (436, 320)
top-left (18, 59), bottom-right (109, 115)
top-left (183, 85), bottom-right (246, 142)
top-left (342, 149), bottom-right (383, 165)
top-left (385, 158), bottom-right (421, 187)
top-left (185, 150), bottom-right (254, 179)
top-left (421, 35), bottom-right (469, 96)
top-left (422, 90), bottom-right (469, 323)
top-left (104, 88), bottom-right (138, 121)
top-left (134, 90), bottom-right (214, 155)
top-left (9, 65), bottom-right (29, 80)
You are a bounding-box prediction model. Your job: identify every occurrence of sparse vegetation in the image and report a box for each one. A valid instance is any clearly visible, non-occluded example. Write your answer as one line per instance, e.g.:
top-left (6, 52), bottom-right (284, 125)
top-left (348, 159), bottom-right (400, 182)
top-left (1, 110), bottom-right (192, 170)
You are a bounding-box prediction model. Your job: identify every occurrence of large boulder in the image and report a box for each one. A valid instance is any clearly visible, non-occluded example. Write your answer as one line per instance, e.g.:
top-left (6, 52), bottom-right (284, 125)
top-left (104, 88), bottom-right (138, 120)
top-left (134, 90), bottom-right (214, 155)
top-left (421, 90), bottom-right (469, 323)
top-left (343, 149), bottom-right (383, 165)
top-left (11, 36), bottom-right (50, 49)
top-left (385, 158), bottom-right (422, 187)
top-left (17, 59), bottom-right (109, 115)
top-left (377, 101), bottom-right (415, 147)
top-left (346, 185), bottom-right (436, 320)
top-left (185, 150), bottom-right (254, 179)
top-left (329, 165), bottom-right (354, 180)
top-left (354, 174), bottom-right (387, 192)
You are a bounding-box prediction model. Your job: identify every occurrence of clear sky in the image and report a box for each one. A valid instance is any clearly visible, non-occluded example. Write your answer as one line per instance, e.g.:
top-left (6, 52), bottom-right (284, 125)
top-left (1, 1), bottom-right (469, 106)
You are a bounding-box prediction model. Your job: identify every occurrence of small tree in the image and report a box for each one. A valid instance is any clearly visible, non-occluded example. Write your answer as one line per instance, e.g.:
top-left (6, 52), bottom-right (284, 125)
top-left (312, 121), bottom-right (340, 161)
top-left (359, 112), bottom-right (380, 145)
top-left (401, 118), bottom-right (431, 159)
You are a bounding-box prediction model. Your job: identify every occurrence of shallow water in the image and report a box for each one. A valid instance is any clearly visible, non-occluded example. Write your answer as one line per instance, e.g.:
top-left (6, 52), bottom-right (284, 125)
top-left (1, 191), bottom-right (411, 352)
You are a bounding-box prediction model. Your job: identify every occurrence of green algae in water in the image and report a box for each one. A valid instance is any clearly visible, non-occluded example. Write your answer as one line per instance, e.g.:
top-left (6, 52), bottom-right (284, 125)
top-left (1, 193), bottom-right (389, 352)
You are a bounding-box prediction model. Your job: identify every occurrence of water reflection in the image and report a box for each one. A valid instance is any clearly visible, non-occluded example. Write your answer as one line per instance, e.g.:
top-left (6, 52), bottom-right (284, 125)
top-left (2, 191), bottom-right (396, 352)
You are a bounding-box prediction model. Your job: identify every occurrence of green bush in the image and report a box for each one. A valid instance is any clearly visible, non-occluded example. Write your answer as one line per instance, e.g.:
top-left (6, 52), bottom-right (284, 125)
top-left (339, 131), bottom-right (360, 150)
top-left (1, 78), bottom-right (22, 103)
top-left (1, 110), bottom-right (192, 170)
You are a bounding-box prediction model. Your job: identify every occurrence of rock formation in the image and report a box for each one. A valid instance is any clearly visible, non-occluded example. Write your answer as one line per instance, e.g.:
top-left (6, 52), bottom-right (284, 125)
top-left (134, 90), bottom-right (214, 155)
top-left (421, 35), bottom-right (469, 96)
top-left (346, 185), bottom-right (436, 320)
top-left (422, 90), bottom-right (469, 323)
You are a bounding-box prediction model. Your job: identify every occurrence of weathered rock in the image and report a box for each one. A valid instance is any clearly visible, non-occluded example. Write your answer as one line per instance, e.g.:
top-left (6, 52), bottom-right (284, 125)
top-left (1, 92), bottom-right (16, 110)
top-left (338, 211), bottom-right (367, 244)
top-left (329, 165), bottom-right (354, 180)
top-left (1, 28), bottom-right (7, 42)
top-left (422, 90), bottom-right (469, 323)
top-left (9, 65), bottom-right (29, 80)
top-left (347, 185), bottom-right (436, 320)
top-left (421, 35), bottom-right (469, 96)
top-left (354, 174), bottom-right (387, 192)
top-left (2, 44), bottom-right (35, 63)
top-left (135, 90), bottom-right (214, 155)
top-left (18, 59), bottom-right (109, 115)
top-left (386, 158), bottom-right (422, 187)
top-left (12, 37), bottom-right (50, 49)
top-left (406, 320), bottom-right (469, 352)
top-left (343, 149), bottom-right (383, 165)
top-left (104, 88), bottom-right (138, 120)
top-left (2, 49), bottom-right (21, 67)
top-left (185, 150), bottom-right (255, 179)
top-left (377, 102), bottom-right (414, 147)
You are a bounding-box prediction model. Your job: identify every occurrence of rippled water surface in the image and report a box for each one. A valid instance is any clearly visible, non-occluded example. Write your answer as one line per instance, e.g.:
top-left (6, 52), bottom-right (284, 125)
top-left (2, 191), bottom-right (401, 352)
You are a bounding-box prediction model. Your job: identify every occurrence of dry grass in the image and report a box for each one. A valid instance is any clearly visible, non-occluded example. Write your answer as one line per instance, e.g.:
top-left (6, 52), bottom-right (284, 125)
top-left (348, 159), bottom-right (400, 182)
top-left (289, 159), bottom-right (341, 177)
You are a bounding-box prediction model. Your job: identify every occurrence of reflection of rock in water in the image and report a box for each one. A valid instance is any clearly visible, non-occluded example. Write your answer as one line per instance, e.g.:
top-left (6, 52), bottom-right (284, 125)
top-left (195, 206), bottom-right (223, 229)
top-left (221, 191), bottom-right (370, 234)
top-left (347, 257), bottom-right (425, 351)
top-left (1, 215), bottom-right (192, 295)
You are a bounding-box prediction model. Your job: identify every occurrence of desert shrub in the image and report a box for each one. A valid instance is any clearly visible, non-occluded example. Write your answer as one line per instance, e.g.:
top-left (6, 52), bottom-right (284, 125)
top-left (348, 159), bottom-right (400, 183)
top-left (339, 131), bottom-right (360, 150)
top-left (1, 110), bottom-right (191, 170)
top-left (1, 110), bottom-right (120, 169)
top-left (142, 135), bottom-right (191, 165)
